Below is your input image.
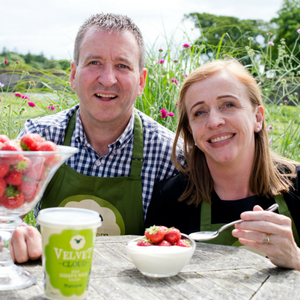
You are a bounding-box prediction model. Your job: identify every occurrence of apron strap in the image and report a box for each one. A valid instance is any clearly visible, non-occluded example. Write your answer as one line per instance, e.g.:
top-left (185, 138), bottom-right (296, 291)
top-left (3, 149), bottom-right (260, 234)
top-left (130, 109), bottom-right (144, 178)
top-left (62, 108), bottom-right (144, 178)
top-left (200, 200), bottom-right (212, 231)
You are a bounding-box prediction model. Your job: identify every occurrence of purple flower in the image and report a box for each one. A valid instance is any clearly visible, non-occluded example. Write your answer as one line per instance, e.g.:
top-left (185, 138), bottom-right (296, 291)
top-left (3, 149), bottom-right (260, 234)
top-left (14, 93), bottom-right (22, 97)
top-left (267, 125), bottom-right (274, 133)
top-left (182, 74), bottom-right (188, 78)
top-left (4, 59), bottom-right (7, 65)
top-left (167, 112), bottom-right (174, 117)
top-left (15, 61), bottom-right (19, 64)
top-left (183, 43), bottom-right (191, 49)
top-left (0, 97), bottom-right (2, 102)
top-left (0, 82), bottom-right (4, 88)
top-left (268, 41), bottom-right (274, 46)
top-left (170, 78), bottom-right (178, 85)
top-left (47, 105), bottom-right (55, 110)
top-left (173, 59), bottom-right (178, 63)
top-left (28, 102), bottom-right (36, 107)
top-left (297, 29), bottom-right (300, 34)
top-left (160, 108), bottom-right (167, 119)
top-left (269, 138), bottom-right (272, 145)
top-left (157, 59), bottom-right (165, 64)
top-left (175, 103), bottom-right (178, 106)
top-left (158, 48), bottom-right (163, 52)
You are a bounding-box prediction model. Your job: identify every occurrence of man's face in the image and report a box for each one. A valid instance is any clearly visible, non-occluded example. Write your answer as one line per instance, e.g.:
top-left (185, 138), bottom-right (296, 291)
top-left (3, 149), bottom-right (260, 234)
top-left (70, 29), bottom-right (147, 129)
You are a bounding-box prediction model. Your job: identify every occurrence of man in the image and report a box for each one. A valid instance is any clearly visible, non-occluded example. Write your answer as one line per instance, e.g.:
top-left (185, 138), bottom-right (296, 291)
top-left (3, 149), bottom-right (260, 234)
top-left (10, 13), bottom-right (182, 262)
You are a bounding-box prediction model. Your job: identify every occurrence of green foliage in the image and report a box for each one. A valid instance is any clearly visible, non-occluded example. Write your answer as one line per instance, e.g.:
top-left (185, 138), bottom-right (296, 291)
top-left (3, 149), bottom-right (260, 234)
top-left (271, 0), bottom-right (300, 65)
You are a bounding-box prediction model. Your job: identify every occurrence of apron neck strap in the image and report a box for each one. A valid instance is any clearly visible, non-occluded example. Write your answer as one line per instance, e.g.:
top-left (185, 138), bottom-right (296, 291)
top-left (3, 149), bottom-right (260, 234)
top-left (63, 108), bottom-right (144, 177)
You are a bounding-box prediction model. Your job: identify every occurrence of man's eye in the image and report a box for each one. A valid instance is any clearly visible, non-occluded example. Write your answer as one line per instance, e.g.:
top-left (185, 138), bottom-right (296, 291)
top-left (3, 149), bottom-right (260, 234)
top-left (90, 61), bottom-right (98, 65)
top-left (118, 64), bottom-right (128, 69)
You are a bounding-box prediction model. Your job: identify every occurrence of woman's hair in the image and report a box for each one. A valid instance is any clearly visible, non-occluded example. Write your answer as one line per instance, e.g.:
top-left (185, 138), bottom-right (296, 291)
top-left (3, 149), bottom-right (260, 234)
top-left (172, 59), bottom-right (300, 206)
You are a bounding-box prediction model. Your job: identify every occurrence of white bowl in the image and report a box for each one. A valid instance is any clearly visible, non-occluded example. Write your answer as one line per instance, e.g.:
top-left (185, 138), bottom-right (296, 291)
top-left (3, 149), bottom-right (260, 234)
top-left (126, 233), bottom-right (196, 277)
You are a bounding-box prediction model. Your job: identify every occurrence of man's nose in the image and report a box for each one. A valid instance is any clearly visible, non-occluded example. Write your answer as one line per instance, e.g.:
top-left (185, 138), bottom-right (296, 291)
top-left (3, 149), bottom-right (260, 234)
top-left (98, 65), bottom-right (117, 87)
top-left (207, 109), bottom-right (225, 129)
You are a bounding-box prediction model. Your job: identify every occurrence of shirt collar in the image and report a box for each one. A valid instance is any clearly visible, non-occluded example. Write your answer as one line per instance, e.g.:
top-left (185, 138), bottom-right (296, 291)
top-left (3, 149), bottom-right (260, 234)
top-left (74, 107), bottom-right (135, 151)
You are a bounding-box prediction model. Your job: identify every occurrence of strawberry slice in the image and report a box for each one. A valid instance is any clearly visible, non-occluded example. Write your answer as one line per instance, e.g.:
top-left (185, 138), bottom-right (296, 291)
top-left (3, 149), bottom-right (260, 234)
top-left (164, 228), bottom-right (181, 244)
top-left (0, 185), bottom-right (24, 209)
top-left (145, 225), bottom-right (166, 244)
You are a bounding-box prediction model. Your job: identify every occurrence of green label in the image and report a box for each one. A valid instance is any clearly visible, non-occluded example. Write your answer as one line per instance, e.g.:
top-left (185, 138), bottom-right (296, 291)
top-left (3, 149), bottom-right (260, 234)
top-left (45, 229), bottom-right (94, 297)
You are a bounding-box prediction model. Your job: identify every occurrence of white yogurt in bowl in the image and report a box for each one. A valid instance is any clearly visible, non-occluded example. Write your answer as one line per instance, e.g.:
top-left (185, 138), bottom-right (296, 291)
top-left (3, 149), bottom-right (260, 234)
top-left (126, 233), bottom-right (196, 277)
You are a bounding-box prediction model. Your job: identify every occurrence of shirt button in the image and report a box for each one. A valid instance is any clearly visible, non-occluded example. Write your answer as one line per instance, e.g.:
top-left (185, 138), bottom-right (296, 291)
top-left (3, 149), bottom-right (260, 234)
top-left (95, 160), bottom-right (101, 166)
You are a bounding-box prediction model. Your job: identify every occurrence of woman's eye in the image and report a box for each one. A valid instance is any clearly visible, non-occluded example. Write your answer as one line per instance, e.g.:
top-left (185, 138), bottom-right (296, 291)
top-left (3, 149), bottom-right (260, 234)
top-left (195, 110), bottom-right (206, 117)
top-left (224, 102), bottom-right (234, 108)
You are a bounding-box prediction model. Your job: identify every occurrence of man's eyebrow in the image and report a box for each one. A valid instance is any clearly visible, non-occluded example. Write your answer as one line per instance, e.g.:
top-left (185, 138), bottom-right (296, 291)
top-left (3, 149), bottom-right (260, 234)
top-left (84, 55), bottom-right (132, 65)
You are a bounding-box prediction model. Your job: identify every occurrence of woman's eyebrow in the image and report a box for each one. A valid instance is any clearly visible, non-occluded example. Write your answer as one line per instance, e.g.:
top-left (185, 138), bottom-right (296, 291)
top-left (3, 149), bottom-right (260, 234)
top-left (217, 95), bottom-right (238, 99)
top-left (190, 101), bottom-right (204, 112)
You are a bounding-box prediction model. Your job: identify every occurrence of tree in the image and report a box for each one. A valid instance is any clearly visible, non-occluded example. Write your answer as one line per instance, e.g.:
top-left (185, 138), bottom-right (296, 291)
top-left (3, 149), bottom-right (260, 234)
top-left (271, 0), bottom-right (300, 64)
top-left (185, 12), bottom-right (273, 60)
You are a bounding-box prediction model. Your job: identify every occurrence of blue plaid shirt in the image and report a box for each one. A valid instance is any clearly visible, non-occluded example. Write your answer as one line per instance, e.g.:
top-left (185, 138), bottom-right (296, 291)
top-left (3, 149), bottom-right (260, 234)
top-left (18, 104), bottom-right (183, 219)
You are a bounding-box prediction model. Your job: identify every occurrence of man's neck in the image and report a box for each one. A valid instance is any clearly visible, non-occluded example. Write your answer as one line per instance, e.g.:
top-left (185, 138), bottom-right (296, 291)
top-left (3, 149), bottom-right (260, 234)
top-left (80, 110), bottom-right (133, 157)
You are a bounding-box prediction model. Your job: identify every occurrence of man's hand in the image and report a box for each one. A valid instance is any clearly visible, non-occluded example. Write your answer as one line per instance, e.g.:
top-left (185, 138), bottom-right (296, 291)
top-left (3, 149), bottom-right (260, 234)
top-left (10, 226), bottom-right (42, 263)
top-left (232, 205), bottom-right (300, 271)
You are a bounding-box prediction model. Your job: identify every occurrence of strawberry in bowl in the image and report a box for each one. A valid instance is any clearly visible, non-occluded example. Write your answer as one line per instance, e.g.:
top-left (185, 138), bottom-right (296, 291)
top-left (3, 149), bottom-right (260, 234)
top-left (126, 225), bottom-right (196, 277)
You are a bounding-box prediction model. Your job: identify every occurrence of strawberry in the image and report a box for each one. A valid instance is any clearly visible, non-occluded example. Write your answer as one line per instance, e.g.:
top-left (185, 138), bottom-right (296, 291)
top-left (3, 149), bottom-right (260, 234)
top-left (36, 141), bottom-right (59, 167)
top-left (17, 178), bottom-right (40, 203)
top-left (157, 240), bottom-right (172, 247)
top-left (20, 133), bottom-right (44, 151)
top-left (4, 170), bottom-right (23, 186)
top-left (136, 239), bottom-right (154, 247)
top-left (0, 178), bottom-right (6, 197)
top-left (0, 185), bottom-right (24, 209)
top-left (164, 228), bottom-right (181, 244)
top-left (174, 239), bottom-right (191, 247)
top-left (0, 135), bottom-right (10, 143)
top-left (13, 156), bottom-right (31, 173)
top-left (0, 141), bottom-right (24, 165)
top-left (145, 225), bottom-right (166, 244)
top-left (0, 163), bottom-right (10, 177)
top-left (24, 158), bottom-right (45, 180)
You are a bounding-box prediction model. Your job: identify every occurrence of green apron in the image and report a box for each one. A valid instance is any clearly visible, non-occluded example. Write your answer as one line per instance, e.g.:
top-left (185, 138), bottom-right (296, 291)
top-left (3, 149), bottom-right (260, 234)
top-left (200, 194), bottom-right (300, 247)
top-left (41, 109), bottom-right (144, 236)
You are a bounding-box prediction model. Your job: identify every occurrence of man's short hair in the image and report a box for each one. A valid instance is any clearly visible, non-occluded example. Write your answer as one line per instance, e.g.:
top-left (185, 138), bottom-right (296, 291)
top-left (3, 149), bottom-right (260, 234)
top-left (74, 13), bottom-right (146, 71)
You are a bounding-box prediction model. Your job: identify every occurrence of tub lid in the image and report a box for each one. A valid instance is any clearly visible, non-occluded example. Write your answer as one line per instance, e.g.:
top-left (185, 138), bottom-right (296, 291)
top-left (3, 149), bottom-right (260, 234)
top-left (37, 207), bottom-right (102, 228)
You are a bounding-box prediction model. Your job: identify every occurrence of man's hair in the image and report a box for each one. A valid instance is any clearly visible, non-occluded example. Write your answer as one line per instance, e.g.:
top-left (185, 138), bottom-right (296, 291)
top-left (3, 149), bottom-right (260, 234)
top-left (172, 59), bottom-right (299, 206)
top-left (73, 13), bottom-right (145, 71)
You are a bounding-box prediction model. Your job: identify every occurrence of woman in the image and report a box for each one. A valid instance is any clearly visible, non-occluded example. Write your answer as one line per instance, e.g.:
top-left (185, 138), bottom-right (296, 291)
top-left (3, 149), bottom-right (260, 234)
top-left (145, 59), bottom-right (300, 270)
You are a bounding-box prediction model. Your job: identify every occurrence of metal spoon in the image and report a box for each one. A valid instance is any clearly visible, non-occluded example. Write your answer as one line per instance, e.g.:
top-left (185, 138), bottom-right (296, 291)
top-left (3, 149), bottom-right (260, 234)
top-left (189, 203), bottom-right (279, 241)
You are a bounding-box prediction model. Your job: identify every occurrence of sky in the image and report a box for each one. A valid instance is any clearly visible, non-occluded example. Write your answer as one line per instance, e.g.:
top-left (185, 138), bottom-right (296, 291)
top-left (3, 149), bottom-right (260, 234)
top-left (1, 0), bottom-right (283, 61)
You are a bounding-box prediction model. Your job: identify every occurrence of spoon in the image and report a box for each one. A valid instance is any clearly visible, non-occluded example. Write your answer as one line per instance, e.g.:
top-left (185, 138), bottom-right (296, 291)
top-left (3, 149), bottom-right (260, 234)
top-left (189, 203), bottom-right (279, 241)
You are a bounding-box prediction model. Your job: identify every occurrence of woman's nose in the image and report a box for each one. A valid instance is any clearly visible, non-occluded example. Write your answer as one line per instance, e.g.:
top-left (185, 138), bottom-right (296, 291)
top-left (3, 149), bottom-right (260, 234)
top-left (207, 109), bottom-right (225, 129)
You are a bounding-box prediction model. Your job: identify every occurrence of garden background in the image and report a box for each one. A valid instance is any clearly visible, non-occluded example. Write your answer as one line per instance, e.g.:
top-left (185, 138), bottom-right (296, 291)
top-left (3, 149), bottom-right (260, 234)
top-left (1, 0), bottom-right (300, 224)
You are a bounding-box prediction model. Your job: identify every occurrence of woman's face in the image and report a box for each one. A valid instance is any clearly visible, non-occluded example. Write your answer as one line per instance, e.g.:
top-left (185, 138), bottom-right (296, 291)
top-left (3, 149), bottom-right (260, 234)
top-left (185, 71), bottom-right (264, 169)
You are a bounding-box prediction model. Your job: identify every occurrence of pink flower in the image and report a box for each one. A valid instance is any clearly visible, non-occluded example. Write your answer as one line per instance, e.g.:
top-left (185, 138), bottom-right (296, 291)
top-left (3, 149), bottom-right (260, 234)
top-left (14, 93), bottom-right (22, 97)
top-left (269, 139), bottom-right (272, 145)
top-left (15, 61), bottom-right (19, 64)
top-left (158, 48), bottom-right (163, 52)
top-left (157, 59), bottom-right (165, 64)
top-left (28, 102), bottom-right (36, 107)
top-left (47, 105), bottom-right (55, 110)
top-left (183, 43), bottom-right (191, 49)
top-left (268, 41), bottom-right (274, 46)
top-left (160, 108), bottom-right (168, 119)
top-left (4, 59), bottom-right (7, 65)
top-left (267, 125), bottom-right (274, 133)
top-left (175, 103), bottom-right (178, 106)
top-left (170, 78), bottom-right (178, 85)
top-left (167, 112), bottom-right (174, 117)
top-left (182, 74), bottom-right (188, 78)
top-left (284, 99), bottom-right (288, 103)
top-left (0, 82), bottom-right (4, 88)
top-left (297, 29), bottom-right (300, 34)
top-left (173, 59), bottom-right (178, 63)
top-left (0, 98), bottom-right (2, 102)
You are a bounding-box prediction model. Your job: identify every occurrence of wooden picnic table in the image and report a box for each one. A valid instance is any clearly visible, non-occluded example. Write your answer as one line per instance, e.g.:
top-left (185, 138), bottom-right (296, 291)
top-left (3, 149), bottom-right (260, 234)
top-left (2, 235), bottom-right (300, 299)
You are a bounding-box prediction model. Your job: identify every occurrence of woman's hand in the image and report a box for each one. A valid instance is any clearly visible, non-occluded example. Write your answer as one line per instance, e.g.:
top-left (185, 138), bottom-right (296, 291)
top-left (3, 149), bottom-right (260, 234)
top-left (10, 226), bottom-right (42, 263)
top-left (232, 205), bottom-right (300, 271)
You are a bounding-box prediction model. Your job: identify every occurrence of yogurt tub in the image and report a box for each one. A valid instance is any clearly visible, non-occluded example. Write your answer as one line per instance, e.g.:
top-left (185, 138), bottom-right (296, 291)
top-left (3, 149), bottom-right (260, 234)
top-left (126, 234), bottom-right (196, 277)
top-left (37, 207), bottom-right (101, 300)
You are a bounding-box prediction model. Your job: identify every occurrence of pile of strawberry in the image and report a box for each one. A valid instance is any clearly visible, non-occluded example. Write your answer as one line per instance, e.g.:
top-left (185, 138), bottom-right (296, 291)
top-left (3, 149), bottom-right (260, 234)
top-left (137, 225), bottom-right (190, 247)
top-left (0, 133), bottom-right (59, 210)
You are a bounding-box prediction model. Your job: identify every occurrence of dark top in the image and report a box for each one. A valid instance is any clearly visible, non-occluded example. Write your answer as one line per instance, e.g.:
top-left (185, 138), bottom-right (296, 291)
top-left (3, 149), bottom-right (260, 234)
top-left (145, 167), bottom-right (300, 236)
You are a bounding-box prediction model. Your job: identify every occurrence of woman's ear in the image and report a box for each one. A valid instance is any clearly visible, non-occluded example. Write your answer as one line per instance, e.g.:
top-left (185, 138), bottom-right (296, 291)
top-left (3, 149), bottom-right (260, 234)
top-left (254, 105), bottom-right (264, 132)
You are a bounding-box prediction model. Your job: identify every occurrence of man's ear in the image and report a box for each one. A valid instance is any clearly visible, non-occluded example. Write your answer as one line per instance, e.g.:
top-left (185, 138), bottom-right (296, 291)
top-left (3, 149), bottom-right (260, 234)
top-left (70, 61), bottom-right (77, 91)
top-left (137, 68), bottom-right (147, 96)
top-left (254, 105), bottom-right (264, 132)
